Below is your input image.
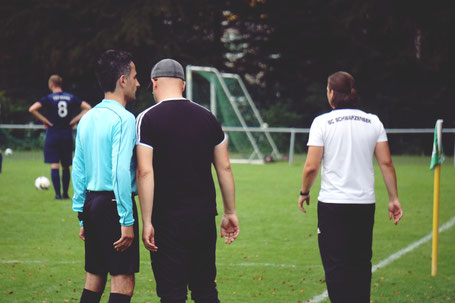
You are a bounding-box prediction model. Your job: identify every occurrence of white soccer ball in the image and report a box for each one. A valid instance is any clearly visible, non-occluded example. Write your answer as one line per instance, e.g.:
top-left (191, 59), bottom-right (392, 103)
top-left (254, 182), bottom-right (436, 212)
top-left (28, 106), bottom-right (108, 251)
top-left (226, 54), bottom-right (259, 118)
top-left (35, 176), bottom-right (51, 190)
top-left (4, 148), bottom-right (13, 156)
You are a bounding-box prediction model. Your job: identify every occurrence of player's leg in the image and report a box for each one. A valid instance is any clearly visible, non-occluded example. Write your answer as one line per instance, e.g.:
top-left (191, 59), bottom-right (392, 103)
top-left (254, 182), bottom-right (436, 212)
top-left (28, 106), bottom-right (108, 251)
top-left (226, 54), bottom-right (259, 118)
top-left (50, 163), bottom-right (62, 199)
top-left (317, 202), bottom-right (374, 303)
top-left (188, 216), bottom-right (219, 303)
top-left (92, 193), bottom-right (139, 302)
top-left (44, 134), bottom-right (62, 198)
top-left (0, 149), bottom-right (3, 173)
top-left (61, 135), bottom-right (73, 199)
top-left (151, 217), bottom-right (190, 303)
top-left (80, 272), bottom-right (107, 303)
top-left (81, 192), bottom-right (108, 302)
top-left (109, 274), bottom-right (135, 302)
top-left (61, 166), bottom-right (70, 199)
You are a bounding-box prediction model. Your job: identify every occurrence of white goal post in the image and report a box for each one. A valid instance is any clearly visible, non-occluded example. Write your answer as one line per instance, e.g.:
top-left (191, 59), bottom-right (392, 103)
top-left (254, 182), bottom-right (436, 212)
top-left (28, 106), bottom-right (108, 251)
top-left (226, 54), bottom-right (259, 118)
top-left (186, 65), bottom-right (281, 164)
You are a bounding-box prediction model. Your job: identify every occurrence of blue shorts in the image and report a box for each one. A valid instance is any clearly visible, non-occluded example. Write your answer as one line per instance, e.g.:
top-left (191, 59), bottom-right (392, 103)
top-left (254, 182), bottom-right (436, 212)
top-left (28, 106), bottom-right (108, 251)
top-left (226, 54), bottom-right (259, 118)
top-left (44, 128), bottom-right (73, 166)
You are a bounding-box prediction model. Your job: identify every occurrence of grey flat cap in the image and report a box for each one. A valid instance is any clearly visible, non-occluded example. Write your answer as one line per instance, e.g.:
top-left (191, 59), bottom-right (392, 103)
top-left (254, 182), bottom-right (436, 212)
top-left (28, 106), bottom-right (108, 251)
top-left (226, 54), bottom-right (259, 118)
top-left (151, 59), bottom-right (185, 80)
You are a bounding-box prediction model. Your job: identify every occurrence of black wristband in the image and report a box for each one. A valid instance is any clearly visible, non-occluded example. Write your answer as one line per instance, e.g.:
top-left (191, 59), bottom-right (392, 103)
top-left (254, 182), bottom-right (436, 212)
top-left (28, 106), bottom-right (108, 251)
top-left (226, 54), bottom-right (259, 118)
top-left (77, 212), bottom-right (84, 221)
top-left (300, 190), bottom-right (310, 196)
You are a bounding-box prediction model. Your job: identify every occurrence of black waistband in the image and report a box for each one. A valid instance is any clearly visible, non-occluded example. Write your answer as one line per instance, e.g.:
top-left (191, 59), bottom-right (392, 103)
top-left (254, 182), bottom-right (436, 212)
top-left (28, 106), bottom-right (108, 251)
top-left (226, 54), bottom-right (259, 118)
top-left (87, 190), bottom-right (114, 195)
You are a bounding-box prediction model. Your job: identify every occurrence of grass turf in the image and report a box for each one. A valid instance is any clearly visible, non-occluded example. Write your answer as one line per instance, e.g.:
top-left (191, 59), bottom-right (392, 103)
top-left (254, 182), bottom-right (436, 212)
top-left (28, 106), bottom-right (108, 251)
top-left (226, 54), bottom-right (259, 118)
top-left (0, 152), bottom-right (454, 302)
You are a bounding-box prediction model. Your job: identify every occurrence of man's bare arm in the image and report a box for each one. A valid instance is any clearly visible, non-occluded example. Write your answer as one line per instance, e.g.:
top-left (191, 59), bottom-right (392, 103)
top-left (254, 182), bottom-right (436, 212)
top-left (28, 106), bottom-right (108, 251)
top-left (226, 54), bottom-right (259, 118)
top-left (28, 102), bottom-right (53, 127)
top-left (70, 101), bottom-right (92, 127)
top-left (299, 146), bottom-right (323, 213)
top-left (136, 145), bottom-right (158, 251)
top-left (213, 139), bottom-right (239, 244)
top-left (374, 141), bottom-right (403, 225)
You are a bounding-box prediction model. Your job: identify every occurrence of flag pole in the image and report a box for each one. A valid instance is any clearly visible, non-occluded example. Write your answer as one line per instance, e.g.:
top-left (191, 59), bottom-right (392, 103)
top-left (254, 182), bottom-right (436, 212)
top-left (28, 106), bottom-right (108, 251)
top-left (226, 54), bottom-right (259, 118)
top-left (431, 119), bottom-right (443, 277)
top-left (431, 164), bottom-right (440, 276)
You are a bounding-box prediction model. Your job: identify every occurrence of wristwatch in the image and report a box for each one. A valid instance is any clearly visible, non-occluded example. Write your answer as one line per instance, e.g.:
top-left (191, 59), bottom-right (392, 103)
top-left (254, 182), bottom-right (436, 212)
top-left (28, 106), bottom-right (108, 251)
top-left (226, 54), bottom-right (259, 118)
top-left (300, 190), bottom-right (310, 196)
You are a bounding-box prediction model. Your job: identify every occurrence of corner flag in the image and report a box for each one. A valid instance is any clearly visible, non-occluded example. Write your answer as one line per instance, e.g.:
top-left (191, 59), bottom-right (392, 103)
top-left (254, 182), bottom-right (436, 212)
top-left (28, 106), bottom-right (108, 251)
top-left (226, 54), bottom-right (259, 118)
top-left (430, 119), bottom-right (444, 170)
top-left (431, 119), bottom-right (443, 277)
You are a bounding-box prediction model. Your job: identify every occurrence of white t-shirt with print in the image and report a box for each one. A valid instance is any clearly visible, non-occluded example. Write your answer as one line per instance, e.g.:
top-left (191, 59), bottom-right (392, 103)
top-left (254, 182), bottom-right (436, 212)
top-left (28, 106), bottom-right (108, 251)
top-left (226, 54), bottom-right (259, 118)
top-left (307, 109), bottom-right (388, 204)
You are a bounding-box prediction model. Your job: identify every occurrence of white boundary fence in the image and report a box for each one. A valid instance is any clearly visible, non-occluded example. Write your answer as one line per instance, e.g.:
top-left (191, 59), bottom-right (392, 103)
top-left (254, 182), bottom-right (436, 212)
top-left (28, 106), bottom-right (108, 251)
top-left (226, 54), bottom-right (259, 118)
top-left (2, 124), bottom-right (455, 165)
top-left (223, 126), bottom-right (455, 164)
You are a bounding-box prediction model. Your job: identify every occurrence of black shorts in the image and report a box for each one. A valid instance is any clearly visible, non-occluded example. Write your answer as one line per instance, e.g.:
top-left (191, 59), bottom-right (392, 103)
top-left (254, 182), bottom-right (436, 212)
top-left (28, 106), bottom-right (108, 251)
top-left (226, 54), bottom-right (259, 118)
top-left (82, 191), bottom-right (139, 275)
top-left (44, 129), bottom-right (73, 166)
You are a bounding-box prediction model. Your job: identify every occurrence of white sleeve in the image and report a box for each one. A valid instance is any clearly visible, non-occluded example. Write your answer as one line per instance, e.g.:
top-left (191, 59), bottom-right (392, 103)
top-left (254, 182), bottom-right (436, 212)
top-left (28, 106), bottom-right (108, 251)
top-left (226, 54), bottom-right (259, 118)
top-left (307, 117), bottom-right (324, 146)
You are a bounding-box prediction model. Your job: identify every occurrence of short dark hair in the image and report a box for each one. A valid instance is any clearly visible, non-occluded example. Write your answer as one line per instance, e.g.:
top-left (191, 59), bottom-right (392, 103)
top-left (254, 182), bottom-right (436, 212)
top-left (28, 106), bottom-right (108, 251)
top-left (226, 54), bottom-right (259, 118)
top-left (95, 50), bottom-right (133, 93)
top-left (327, 71), bottom-right (359, 109)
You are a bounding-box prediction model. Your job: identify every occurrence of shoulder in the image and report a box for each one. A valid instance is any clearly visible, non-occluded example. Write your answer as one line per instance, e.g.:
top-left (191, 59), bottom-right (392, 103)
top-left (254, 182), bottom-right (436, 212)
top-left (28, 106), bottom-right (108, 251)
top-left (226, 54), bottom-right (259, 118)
top-left (138, 102), bottom-right (161, 117)
top-left (136, 102), bottom-right (162, 126)
top-left (358, 110), bottom-right (382, 124)
top-left (63, 91), bottom-right (77, 99)
top-left (115, 106), bottom-right (135, 125)
top-left (39, 94), bottom-right (52, 103)
top-left (188, 100), bottom-right (219, 121)
top-left (312, 111), bottom-right (332, 125)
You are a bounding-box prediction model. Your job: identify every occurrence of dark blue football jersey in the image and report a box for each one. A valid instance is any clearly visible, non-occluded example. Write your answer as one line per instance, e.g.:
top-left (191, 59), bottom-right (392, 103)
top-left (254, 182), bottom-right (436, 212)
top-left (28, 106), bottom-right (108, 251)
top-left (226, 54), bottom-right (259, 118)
top-left (38, 92), bottom-right (82, 130)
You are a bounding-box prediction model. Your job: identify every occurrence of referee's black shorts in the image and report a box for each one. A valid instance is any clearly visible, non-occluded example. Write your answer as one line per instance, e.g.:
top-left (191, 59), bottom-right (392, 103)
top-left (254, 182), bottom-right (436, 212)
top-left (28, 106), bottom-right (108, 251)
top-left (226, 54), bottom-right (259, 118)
top-left (82, 191), bottom-right (139, 275)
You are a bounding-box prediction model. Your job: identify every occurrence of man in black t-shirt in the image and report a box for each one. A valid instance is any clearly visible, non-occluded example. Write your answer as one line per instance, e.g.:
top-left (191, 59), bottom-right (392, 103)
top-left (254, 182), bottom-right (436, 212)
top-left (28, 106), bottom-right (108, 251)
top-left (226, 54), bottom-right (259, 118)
top-left (136, 59), bottom-right (239, 303)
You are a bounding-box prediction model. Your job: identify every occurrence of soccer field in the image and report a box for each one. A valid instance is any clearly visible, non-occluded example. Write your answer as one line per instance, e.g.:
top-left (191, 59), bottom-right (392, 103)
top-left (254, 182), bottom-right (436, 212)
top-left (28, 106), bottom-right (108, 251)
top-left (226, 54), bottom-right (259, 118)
top-left (1, 152), bottom-right (454, 302)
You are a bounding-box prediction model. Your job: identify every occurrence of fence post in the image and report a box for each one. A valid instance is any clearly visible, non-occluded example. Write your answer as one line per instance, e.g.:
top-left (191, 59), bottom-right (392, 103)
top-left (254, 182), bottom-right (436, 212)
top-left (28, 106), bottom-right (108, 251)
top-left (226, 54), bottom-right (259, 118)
top-left (289, 129), bottom-right (296, 164)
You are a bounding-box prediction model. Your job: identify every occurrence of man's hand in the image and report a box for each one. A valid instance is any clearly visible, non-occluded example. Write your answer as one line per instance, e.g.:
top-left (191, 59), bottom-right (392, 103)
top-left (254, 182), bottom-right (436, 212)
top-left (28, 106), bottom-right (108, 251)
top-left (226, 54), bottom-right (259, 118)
top-left (298, 194), bottom-right (310, 213)
top-left (113, 225), bottom-right (134, 252)
top-left (142, 224), bottom-right (158, 252)
top-left (388, 199), bottom-right (403, 225)
top-left (79, 226), bottom-right (85, 241)
top-left (220, 213), bottom-right (239, 244)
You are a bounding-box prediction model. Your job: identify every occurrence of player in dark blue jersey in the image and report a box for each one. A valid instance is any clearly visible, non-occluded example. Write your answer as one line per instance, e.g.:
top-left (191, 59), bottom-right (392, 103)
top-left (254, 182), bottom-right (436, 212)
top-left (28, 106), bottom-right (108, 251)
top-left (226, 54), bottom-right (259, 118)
top-left (29, 75), bottom-right (91, 199)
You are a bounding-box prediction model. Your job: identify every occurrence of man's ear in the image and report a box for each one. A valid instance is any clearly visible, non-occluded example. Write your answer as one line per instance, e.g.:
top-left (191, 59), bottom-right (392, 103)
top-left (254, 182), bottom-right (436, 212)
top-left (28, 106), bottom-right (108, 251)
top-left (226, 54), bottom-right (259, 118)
top-left (152, 78), bottom-right (158, 90)
top-left (182, 81), bottom-right (186, 93)
top-left (118, 74), bottom-right (127, 88)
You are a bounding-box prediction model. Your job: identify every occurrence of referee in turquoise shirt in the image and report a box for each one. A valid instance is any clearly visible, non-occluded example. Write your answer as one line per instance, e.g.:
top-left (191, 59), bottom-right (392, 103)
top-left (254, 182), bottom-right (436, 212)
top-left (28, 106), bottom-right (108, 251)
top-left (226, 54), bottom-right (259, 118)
top-left (72, 50), bottom-right (140, 303)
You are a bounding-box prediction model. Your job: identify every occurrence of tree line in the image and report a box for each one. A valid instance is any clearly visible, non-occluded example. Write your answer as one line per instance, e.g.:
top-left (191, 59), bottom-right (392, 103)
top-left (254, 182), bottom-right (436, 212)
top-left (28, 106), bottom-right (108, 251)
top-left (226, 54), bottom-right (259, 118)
top-left (1, 0), bottom-right (454, 132)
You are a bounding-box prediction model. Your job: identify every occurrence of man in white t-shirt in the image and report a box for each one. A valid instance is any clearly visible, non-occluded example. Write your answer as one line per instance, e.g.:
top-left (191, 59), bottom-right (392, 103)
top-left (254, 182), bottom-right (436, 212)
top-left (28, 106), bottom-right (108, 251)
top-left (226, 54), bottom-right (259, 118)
top-left (298, 71), bottom-right (403, 303)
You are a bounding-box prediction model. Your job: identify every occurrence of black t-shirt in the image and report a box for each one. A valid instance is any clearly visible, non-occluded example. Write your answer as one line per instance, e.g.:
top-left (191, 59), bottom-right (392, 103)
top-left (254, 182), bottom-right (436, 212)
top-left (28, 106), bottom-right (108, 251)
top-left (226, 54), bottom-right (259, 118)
top-left (136, 98), bottom-right (225, 219)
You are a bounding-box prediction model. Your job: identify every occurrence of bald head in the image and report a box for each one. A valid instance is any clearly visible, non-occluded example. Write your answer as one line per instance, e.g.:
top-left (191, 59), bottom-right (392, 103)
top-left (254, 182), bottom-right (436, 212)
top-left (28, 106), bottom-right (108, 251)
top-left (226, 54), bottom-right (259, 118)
top-left (152, 77), bottom-right (186, 102)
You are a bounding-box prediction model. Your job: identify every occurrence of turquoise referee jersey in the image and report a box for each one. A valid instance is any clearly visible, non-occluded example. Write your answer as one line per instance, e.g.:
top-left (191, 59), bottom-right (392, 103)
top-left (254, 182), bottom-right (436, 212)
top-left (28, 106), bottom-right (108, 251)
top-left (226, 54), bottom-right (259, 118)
top-left (72, 99), bottom-right (136, 226)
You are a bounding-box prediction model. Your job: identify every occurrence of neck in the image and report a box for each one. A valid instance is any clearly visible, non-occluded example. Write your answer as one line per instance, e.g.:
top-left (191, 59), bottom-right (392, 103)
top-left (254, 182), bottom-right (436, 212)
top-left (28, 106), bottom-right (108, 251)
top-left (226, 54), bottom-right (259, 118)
top-left (52, 87), bottom-right (62, 93)
top-left (104, 92), bottom-right (127, 107)
top-left (156, 91), bottom-right (184, 103)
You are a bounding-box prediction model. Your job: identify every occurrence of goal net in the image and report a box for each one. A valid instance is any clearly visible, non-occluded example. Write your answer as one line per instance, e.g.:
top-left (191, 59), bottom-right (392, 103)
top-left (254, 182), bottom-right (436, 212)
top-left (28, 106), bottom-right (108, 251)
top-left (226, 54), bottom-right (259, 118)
top-left (186, 65), bottom-right (281, 164)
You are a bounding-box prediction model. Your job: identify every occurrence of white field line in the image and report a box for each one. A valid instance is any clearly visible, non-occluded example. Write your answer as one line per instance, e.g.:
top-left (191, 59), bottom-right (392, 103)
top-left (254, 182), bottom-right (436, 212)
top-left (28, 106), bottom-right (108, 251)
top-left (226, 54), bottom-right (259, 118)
top-left (0, 259), bottom-right (300, 268)
top-left (218, 262), bottom-right (298, 268)
top-left (3, 217), bottom-right (454, 302)
top-left (309, 215), bottom-right (455, 303)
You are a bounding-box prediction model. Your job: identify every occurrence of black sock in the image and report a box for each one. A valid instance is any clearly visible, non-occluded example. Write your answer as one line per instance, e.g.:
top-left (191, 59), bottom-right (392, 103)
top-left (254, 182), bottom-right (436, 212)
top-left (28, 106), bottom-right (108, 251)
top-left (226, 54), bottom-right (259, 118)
top-left (80, 288), bottom-right (103, 303)
top-left (0, 152), bottom-right (2, 173)
top-left (108, 293), bottom-right (131, 303)
top-left (62, 167), bottom-right (70, 196)
top-left (51, 168), bottom-right (61, 197)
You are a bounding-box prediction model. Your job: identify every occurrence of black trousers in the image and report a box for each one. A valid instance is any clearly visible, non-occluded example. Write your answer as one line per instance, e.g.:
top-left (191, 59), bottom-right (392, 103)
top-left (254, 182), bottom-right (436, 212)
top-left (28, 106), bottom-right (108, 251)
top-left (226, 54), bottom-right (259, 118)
top-left (151, 215), bottom-right (219, 303)
top-left (317, 202), bottom-right (375, 303)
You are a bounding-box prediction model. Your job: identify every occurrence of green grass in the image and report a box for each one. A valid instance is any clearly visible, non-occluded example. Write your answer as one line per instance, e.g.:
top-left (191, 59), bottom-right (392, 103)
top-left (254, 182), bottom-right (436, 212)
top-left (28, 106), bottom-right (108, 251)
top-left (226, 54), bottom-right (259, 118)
top-left (1, 153), bottom-right (454, 302)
